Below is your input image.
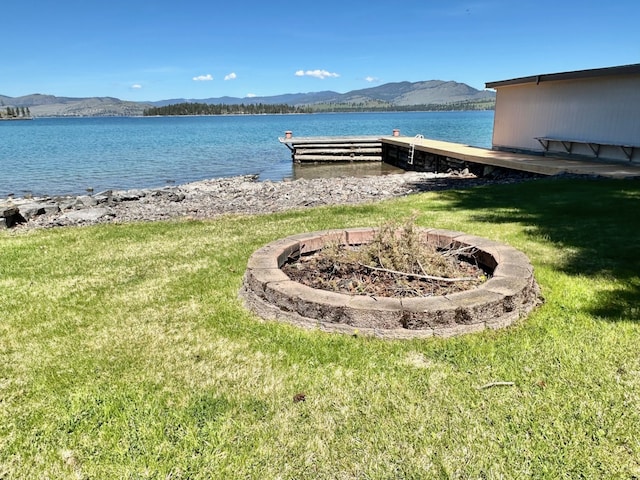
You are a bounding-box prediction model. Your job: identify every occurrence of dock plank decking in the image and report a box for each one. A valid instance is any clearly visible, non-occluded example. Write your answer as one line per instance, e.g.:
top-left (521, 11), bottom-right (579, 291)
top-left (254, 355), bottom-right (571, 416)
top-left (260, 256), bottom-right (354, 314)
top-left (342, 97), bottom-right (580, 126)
top-left (279, 133), bottom-right (640, 179)
top-left (381, 136), bottom-right (640, 179)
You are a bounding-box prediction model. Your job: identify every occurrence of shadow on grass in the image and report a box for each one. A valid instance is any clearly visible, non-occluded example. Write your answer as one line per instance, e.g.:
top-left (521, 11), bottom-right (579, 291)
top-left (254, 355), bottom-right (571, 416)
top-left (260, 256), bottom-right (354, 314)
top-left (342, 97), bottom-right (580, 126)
top-left (421, 176), bottom-right (640, 322)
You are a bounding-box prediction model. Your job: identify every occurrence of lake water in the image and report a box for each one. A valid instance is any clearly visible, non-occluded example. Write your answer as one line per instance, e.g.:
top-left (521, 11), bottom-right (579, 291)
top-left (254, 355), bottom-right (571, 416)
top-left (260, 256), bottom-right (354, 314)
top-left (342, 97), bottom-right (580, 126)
top-left (0, 111), bottom-right (494, 197)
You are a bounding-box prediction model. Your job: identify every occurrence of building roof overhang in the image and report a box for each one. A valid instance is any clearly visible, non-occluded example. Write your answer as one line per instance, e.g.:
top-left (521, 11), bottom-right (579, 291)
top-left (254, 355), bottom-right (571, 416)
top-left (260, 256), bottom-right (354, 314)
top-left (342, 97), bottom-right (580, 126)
top-left (485, 63), bottom-right (640, 89)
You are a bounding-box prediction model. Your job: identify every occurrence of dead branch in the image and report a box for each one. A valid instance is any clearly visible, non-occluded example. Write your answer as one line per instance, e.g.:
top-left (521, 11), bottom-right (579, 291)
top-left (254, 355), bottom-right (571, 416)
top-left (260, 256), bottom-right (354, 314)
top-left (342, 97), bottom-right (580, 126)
top-left (477, 381), bottom-right (516, 390)
top-left (441, 244), bottom-right (479, 257)
top-left (416, 258), bottom-right (428, 276)
top-left (357, 262), bottom-right (478, 283)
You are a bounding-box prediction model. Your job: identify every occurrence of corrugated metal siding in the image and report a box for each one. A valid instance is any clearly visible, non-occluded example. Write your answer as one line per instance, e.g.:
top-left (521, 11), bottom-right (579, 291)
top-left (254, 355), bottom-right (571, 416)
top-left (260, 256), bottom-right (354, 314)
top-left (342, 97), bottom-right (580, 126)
top-left (491, 75), bottom-right (640, 159)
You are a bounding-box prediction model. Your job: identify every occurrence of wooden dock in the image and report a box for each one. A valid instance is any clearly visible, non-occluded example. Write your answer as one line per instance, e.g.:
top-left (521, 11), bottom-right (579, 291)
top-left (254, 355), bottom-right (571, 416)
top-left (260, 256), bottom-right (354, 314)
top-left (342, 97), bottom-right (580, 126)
top-left (382, 136), bottom-right (640, 179)
top-left (279, 135), bottom-right (382, 162)
top-left (279, 132), bottom-right (640, 179)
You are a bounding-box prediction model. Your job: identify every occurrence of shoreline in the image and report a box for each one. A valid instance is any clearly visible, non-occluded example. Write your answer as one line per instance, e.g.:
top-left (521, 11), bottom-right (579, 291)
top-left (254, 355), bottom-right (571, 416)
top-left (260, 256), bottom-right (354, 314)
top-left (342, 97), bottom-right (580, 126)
top-left (1, 168), bottom-right (537, 231)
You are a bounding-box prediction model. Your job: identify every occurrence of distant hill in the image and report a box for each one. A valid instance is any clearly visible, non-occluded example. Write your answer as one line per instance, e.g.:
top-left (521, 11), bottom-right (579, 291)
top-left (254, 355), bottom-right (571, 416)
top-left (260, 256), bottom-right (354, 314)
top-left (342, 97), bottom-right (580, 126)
top-left (1, 80), bottom-right (494, 117)
top-left (149, 80), bottom-right (494, 108)
top-left (0, 94), bottom-right (150, 117)
top-left (347, 80), bottom-right (494, 106)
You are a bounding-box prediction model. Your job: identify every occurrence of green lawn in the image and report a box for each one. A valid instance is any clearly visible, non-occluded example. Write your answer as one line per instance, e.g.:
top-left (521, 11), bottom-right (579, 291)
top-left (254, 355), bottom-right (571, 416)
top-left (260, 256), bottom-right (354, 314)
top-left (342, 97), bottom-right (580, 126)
top-left (1, 177), bottom-right (639, 479)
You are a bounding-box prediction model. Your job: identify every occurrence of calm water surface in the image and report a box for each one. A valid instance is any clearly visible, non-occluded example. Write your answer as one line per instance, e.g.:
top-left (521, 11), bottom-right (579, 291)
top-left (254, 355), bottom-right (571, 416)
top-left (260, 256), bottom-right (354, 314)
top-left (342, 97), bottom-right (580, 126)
top-left (0, 111), bottom-right (494, 197)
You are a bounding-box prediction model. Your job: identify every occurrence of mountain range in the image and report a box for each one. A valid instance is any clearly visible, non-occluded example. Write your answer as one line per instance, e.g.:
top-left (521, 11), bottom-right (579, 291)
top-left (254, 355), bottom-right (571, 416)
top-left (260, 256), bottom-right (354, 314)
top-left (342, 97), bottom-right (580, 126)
top-left (1, 80), bottom-right (495, 117)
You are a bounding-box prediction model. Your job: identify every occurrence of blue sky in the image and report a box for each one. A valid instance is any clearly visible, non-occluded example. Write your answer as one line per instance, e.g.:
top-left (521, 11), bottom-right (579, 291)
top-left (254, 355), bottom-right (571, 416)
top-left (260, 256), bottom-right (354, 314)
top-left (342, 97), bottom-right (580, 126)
top-left (2, 0), bottom-right (639, 101)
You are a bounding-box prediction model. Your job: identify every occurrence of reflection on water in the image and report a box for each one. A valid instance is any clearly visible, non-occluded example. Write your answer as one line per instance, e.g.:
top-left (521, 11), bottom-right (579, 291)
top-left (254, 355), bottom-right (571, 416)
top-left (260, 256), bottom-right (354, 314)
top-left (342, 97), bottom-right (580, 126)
top-left (291, 161), bottom-right (405, 180)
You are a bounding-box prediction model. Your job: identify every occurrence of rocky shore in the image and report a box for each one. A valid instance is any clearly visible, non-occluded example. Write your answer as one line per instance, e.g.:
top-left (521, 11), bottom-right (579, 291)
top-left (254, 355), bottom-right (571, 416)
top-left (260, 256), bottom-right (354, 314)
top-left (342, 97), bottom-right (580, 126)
top-left (0, 168), bottom-right (537, 231)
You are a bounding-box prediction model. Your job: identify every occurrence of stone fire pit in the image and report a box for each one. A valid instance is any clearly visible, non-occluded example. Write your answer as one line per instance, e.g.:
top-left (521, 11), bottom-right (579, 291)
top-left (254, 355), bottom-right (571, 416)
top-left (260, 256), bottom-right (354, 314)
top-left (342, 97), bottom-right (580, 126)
top-left (239, 228), bottom-right (541, 338)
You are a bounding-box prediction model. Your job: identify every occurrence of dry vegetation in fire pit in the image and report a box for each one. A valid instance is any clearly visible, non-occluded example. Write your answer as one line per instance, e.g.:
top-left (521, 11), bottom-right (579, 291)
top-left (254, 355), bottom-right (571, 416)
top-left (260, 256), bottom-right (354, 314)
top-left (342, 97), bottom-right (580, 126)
top-left (283, 218), bottom-right (487, 297)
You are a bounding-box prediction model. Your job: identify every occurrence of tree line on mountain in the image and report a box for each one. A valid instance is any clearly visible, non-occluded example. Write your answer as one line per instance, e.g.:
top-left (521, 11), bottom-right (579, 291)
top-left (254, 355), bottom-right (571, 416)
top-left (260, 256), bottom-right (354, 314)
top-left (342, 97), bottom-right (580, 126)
top-left (143, 103), bottom-right (312, 116)
top-left (310, 99), bottom-right (495, 112)
top-left (0, 106), bottom-right (31, 118)
top-left (144, 98), bottom-right (494, 117)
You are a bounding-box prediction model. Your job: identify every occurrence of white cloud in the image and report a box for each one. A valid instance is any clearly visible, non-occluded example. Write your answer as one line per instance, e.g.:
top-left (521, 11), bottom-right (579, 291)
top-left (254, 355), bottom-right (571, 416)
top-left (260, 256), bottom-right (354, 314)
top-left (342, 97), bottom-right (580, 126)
top-left (245, 93), bottom-right (257, 98)
top-left (193, 74), bottom-right (213, 81)
top-left (364, 76), bottom-right (380, 83)
top-left (224, 72), bottom-right (237, 81)
top-left (130, 84), bottom-right (143, 89)
top-left (295, 69), bottom-right (340, 79)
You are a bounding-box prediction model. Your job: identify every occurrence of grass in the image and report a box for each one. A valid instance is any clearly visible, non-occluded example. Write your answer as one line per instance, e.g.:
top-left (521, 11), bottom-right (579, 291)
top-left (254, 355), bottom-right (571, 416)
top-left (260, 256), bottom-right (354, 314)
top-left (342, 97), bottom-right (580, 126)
top-left (0, 177), bottom-right (639, 479)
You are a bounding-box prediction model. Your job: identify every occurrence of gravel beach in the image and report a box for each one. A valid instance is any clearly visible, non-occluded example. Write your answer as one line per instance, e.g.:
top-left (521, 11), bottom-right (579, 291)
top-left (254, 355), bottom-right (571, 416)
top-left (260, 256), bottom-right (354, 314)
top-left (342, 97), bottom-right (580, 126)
top-left (2, 169), bottom-right (536, 231)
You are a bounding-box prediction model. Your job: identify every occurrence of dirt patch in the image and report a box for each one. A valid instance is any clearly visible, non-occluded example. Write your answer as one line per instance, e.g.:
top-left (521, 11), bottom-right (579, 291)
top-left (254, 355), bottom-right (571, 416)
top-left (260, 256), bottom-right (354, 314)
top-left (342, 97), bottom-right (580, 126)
top-left (283, 251), bottom-right (485, 297)
top-left (282, 221), bottom-right (488, 297)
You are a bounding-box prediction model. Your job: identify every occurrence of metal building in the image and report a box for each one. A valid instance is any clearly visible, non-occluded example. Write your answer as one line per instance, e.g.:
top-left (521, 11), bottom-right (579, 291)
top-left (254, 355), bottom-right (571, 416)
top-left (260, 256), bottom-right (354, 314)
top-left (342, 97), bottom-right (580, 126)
top-left (486, 64), bottom-right (640, 163)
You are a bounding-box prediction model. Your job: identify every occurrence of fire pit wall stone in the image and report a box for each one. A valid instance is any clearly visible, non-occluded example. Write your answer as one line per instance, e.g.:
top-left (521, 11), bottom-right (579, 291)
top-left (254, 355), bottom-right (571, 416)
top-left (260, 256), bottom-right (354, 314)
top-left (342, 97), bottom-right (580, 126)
top-left (240, 228), bottom-right (541, 339)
